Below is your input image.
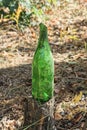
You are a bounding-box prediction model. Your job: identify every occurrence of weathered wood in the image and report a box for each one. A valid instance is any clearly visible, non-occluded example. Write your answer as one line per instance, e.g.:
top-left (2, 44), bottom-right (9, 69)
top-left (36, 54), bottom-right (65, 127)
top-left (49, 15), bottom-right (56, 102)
top-left (22, 97), bottom-right (56, 130)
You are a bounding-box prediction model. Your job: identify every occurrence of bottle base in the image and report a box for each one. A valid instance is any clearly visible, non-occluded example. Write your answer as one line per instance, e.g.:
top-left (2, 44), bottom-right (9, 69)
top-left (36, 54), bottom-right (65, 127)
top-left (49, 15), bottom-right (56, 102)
top-left (32, 96), bottom-right (52, 103)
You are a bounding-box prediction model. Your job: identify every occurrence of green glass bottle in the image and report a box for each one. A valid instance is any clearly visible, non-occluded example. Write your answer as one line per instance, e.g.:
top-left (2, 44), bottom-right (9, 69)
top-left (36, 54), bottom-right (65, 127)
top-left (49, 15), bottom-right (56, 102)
top-left (32, 23), bottom-right (54, 102)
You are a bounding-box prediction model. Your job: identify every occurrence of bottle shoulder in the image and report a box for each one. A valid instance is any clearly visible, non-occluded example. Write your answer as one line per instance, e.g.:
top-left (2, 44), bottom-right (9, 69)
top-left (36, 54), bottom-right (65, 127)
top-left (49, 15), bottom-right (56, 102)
top-left (33, 49), bottom-right (54, 69)
top-left (34, 47), bottom-right (53, 60)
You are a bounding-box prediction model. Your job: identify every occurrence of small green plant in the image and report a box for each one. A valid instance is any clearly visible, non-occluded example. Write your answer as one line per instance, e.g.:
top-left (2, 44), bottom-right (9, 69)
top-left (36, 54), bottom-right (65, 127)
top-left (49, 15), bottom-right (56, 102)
top-left (0, 0), bottom-right (55, 28)
top-left (1, 0), bottom-right (19, 14)
top-left (10, 0), bottom-right (32, 28)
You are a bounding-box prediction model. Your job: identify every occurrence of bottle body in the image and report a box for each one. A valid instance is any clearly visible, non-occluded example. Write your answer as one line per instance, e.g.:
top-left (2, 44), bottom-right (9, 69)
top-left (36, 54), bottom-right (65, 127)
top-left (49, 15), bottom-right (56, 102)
top-left (32, 23), bottom-right (54, 102)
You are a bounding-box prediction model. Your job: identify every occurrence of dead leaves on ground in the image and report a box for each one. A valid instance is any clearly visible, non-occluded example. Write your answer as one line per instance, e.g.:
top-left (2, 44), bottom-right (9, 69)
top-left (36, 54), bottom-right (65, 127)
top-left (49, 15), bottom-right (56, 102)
top-left (55, 91), bottom-right (87, 122)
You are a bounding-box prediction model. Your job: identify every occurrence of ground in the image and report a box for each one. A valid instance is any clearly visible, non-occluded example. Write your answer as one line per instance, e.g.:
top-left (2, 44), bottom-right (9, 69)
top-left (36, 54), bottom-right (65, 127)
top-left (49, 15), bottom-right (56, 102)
top-left (0, 1), bottom-right (87, 130)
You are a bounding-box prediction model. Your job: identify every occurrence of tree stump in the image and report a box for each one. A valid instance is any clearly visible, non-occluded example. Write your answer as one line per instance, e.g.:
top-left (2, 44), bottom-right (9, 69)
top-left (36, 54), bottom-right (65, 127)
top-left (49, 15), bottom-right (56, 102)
top-left (22, 97), bottom-right (56, 130)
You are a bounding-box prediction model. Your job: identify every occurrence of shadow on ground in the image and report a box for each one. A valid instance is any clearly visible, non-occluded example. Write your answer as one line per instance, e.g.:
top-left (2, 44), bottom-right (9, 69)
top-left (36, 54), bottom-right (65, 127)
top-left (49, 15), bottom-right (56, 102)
top-left (0, 64), bottom-right (32, 100)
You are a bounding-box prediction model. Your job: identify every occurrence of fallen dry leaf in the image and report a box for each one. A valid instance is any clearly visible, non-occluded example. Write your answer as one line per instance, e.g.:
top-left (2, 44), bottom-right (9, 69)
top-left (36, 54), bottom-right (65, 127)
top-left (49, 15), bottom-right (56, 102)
top-left (72, 92), bottom-right (83, 104)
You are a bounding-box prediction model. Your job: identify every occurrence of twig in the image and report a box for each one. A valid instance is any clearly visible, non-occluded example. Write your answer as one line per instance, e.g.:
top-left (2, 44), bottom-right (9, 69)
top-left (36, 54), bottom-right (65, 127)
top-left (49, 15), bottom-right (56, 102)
top-left (20, 115), bottom-right (49, 130)
top-left (82, 117), bottom-right (87, 130)
top-left (68, 77), bottom-right (87, 80)
top-left (70, 112), bottom-right (86, 130)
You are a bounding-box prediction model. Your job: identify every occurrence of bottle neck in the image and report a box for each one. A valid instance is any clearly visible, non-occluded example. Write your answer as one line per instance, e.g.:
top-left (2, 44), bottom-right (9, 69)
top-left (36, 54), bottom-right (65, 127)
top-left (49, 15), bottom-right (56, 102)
top-left (38, 23), bottom-right (48, 47)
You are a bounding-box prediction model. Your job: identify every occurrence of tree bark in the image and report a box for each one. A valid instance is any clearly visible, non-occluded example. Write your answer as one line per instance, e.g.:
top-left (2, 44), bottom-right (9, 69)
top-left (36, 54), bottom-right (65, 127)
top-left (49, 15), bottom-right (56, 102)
top-left (22, 97), bottom-right (56, 130)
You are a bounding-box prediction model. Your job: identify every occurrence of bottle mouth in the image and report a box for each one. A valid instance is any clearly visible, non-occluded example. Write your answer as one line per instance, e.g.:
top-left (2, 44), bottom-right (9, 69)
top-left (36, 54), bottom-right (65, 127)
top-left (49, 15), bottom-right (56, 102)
top-left (39, 23), bottom-right (47, 30)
